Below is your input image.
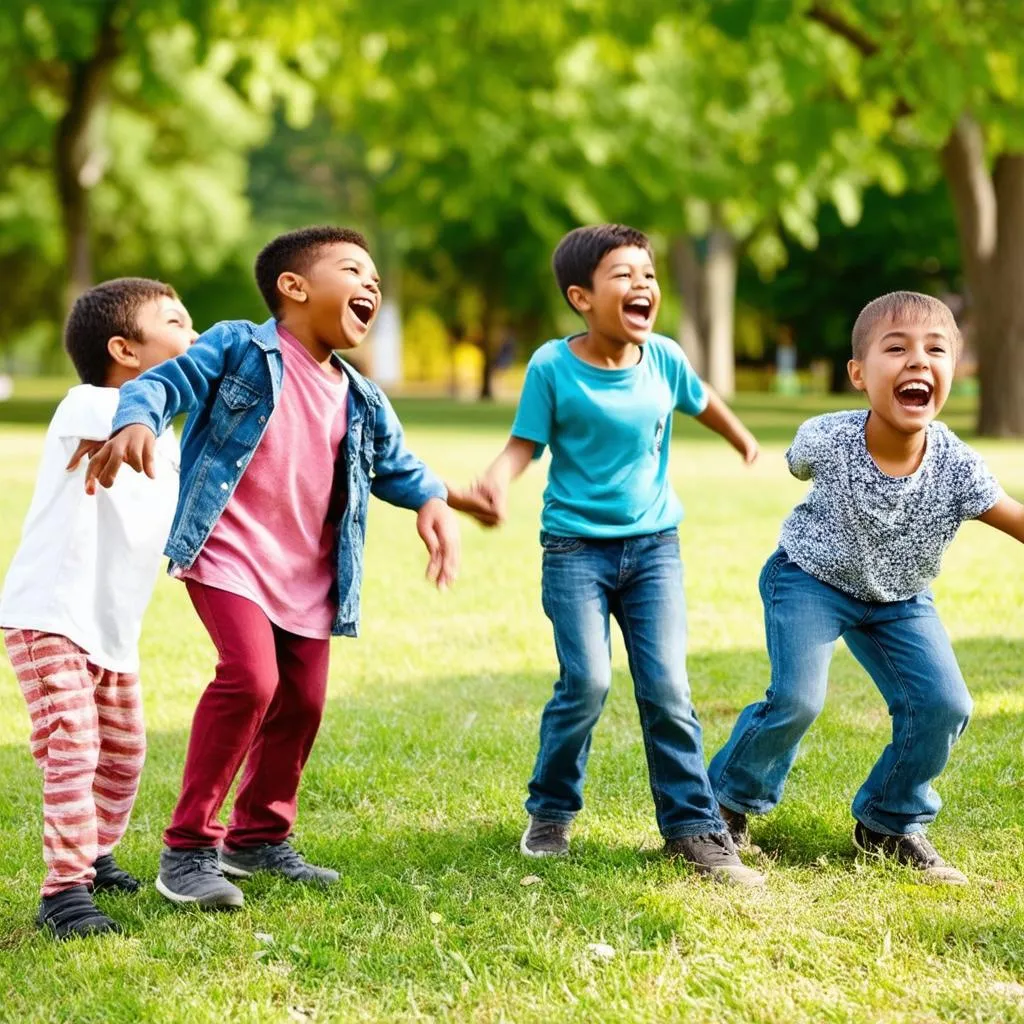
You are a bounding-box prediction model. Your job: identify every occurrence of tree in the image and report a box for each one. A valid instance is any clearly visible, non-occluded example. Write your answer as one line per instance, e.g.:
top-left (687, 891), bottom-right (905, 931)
top-left (0, 0), bottom-right (320, 359)
top-left (716, 0), bottom-right (1024, 434)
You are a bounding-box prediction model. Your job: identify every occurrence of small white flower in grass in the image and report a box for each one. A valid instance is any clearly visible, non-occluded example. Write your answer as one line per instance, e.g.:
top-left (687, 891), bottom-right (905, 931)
top-left (429, 911), bottom-right (444, 925)
top-left (587, 942), bottom-right (616, 961)
top-left (520, 875), bottom-right (542, 886)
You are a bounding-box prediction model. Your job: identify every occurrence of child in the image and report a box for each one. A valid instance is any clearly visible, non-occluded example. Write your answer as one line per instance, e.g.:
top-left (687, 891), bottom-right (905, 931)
top-left (83, 226), bottom-right (460, 909)
top-left (708, 290), bottom-right (1024, 883)
top-left (452, 224), bottom-right (764, 885)
top-left (1, 278), bottom-right (194, 937)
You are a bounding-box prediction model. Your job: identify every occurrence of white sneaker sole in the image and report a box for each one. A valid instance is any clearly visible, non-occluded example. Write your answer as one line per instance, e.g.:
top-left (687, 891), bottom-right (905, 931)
top-left (155, 874), bottom-right (244, 908)
top-left (519, 825), bottom-right (569, 858)
top-left (218, 858), bottom-right (254, 879)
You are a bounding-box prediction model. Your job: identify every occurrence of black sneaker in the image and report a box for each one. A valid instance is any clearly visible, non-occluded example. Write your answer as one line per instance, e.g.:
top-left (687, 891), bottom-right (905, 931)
top-left (156, 846), bottom-right (245, 908)
top-left (665, 831), bottom-right (766, 887)
top-left (93, 853), bottom-right (142, 894)
top-left (37, 884), bottom-right (122, 939)
top-left (853, 822), bottom-right (967, 885)
top-left (718, 804), bottom-right (761, 855)
top-left (219, 840), bottom-right (339, 885)
top-left (519, 817), bottom-right (571, 858)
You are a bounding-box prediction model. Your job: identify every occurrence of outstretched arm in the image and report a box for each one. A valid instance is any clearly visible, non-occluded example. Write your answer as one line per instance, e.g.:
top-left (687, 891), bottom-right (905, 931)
top-left (450, 435), bottom-right (537, 527)
top-left (696, 390), bottom-right (759, 465)
top-left (978, 494), bottom-right (1024, 543)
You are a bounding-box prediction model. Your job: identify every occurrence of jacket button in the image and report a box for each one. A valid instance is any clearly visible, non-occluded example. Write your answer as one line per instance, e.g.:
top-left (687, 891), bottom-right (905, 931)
top-left (236, 459), bottom-right (244, 468)
top-left (220, 482), bottom-right (229, 491)
top-left (259, 415), bottom-right (266, 423)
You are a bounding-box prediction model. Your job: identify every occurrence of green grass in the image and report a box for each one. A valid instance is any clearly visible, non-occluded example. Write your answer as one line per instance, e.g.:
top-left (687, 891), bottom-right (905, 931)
top-left (1, 395), bottom-right (1023, 1023)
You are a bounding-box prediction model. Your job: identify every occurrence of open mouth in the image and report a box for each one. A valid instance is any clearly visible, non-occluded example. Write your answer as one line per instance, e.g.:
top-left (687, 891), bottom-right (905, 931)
top-left (348, 297), bottom-right (376, 327)
top-left (895, 379), bottom-right (933, 409)
top-left (623, 296), bottom-right (653, 330)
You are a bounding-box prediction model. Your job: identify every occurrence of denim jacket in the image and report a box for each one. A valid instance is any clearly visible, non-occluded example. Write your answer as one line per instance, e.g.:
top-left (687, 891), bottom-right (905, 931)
top-left (112, 317), bottom-right (446, 637)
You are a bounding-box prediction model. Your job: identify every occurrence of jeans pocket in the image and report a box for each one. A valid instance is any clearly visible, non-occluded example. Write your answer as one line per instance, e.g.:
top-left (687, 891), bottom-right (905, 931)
top-left (541, 534), bottom-right (585, 555)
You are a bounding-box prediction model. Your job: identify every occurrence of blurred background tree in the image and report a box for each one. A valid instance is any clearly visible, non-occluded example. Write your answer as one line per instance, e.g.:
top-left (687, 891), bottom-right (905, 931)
top-left (3, 0), bottom-right (1022, 432)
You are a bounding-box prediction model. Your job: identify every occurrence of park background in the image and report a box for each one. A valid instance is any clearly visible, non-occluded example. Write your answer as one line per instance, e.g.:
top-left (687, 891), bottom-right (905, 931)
top-left (2, 2), bottom-right (1024, 1022)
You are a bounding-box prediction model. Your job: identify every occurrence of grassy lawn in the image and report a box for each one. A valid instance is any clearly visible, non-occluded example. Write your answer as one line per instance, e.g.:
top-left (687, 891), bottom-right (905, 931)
top-left (0, 393), bottom-right (1023, 1022)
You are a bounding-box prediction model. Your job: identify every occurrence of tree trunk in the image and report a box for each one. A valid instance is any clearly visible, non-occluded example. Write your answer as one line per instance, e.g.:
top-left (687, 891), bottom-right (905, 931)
top-left (671, 235), bottom-right (705, 375)
top-left (54, 4), bottom-right (121, 310)
top-left (704, 226), bottom-right (737, 398)
top-left (941, 115), bottom-right (1024, 436)
top-left (670, 229), bottom-right (737, 396)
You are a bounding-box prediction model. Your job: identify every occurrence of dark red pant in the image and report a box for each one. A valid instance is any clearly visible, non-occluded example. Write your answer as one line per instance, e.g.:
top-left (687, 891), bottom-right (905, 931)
top-left (164, 581), bottom-right (331, 850)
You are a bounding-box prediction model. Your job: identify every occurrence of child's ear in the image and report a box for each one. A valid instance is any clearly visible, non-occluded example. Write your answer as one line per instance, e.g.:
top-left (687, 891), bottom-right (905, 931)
top-left (107, 335), bottom-right (140, 370)
top-left (566, 285), bottom-right (591, 314)
top-left (277, 271), bottom-right (308, 304)
top-left (847, 358), bottom-right (866, 391)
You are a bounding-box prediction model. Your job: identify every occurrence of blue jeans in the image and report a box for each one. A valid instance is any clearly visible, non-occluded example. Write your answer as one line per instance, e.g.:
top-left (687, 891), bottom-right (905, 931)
top-left (526, 530), bottom-right (725, 839)
top-left (708, 549), bottom-right (972, 836)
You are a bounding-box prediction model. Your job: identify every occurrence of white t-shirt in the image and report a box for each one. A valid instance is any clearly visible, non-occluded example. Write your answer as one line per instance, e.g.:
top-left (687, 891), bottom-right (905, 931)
top-left (0, 385), bottom-right (179, 672)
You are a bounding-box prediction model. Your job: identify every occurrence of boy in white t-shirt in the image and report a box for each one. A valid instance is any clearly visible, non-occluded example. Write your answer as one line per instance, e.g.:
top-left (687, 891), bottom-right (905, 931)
top-left (0, 278), bottom-right (195, 938)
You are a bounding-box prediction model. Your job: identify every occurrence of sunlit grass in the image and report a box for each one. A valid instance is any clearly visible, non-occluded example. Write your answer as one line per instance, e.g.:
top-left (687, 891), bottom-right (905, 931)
top-left (0, 396), bottom-right (1022, 1023)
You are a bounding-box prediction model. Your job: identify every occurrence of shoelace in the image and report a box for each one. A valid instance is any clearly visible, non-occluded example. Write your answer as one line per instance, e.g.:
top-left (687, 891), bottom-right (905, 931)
top-left (688, 832), bottom-right (737, 862)
top-left (900, 833), bottom-right (940, 866)
top-left (189, 849), bottom-right (227, 875)
top-left (530, 822), bottom-right (568, 844)
top-left (263, 841), bottom-right (310, 872)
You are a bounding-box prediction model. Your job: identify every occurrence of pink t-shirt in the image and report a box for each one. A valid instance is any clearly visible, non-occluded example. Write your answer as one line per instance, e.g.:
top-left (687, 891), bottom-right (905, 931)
top-left (183, 328), bottom-right (349, 637)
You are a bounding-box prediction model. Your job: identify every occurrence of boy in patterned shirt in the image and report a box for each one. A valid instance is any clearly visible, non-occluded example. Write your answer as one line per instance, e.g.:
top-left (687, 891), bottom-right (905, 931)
top-left (709, 291), bottom-right (1024, 883)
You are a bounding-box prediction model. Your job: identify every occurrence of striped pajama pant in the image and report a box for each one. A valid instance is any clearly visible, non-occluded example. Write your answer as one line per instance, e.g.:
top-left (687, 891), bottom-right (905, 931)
top-left (3, 629), bottom-right (146, 896)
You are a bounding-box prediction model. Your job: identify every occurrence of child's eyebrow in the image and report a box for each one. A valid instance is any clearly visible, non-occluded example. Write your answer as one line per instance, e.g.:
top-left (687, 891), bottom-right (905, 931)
top-left (336, 257), bottom-right (381, 282)
top-left (879, 328), bottom-right (949, 342)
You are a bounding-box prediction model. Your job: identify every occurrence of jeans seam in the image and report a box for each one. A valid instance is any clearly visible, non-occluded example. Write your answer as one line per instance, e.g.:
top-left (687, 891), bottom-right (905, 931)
top-left (618, 606), bottom-right (668, 824)
top-left (856, 629), bottom-right (914, 824)
top-left (714, 553), bottom-right (784, 798)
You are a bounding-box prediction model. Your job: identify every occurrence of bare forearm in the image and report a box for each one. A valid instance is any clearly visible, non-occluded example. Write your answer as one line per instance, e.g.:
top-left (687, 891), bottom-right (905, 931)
top-left (696, 390), bottom-right (759, 464)
top-left (484, 436), bottom-right (536, 487)
top-left (978, 494), bottom-right (1024, 543)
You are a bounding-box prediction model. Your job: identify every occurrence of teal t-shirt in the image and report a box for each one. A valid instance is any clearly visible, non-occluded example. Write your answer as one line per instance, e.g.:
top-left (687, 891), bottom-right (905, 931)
top-left (511, 333), bottom-right (708, 538)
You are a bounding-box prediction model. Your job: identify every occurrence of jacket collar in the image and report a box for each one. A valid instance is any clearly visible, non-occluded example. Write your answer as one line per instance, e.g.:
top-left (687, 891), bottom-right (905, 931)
top-left (259, 318), bottom-right (379, 408)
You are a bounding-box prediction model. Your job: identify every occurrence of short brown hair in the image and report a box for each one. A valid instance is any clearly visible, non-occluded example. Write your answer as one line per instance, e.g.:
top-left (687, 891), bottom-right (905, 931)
top-left (65, 277), bottom-right (178, 386)
top-left (851, 291), bottom-right (960, 360)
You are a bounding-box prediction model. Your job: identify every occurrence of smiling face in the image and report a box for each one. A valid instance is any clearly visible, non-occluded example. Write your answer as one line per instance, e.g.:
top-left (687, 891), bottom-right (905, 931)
top-left (566, 245), bottom-right (660, 345)
top-left (848, 316), bottom-right (956, 434)
top-left (300, 241), bottom-right (381, 350)
top-left (105, 293), bottom-right (196, 384)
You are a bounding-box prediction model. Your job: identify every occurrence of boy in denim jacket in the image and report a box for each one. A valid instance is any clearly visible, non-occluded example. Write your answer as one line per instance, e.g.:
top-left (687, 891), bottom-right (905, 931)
top-left (454, 224), bottom-right (764, 885)
top-left (709, 291), bottom-right (1024, 883)
top-left (82, 226), bottom-right (460, 908)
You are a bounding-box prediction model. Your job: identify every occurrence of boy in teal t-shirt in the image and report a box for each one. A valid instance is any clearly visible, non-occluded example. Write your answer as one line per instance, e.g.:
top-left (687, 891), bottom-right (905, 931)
top-left (451, 224), bottom-right (763, 884)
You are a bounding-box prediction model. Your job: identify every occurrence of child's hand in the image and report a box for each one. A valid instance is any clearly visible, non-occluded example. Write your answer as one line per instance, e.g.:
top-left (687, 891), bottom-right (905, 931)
top-left (66, 439), bottom-right (106, 473)
top-left (471, 476), bottom-right (508, 524)
top-left (82, 424), bottom-right (158, 495)
top-left (737, 430), bottom-right (759, 466)
top-left (446, 481), bottom-right (502, 528)
top-left (417, 497), bottom-right (461, 590)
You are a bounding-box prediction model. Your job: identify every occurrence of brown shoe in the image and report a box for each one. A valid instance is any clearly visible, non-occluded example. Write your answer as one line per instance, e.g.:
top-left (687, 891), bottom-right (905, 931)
top-left (853, 822), bottom-right (967, 885)
top-left (665, 832), bottom-right (765, 887)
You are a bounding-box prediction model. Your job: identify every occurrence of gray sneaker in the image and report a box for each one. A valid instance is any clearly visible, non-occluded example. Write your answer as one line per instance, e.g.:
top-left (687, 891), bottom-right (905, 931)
top-left (520, 817), bottom-right (571, 858)
top-left (156, 846), bottom-right (244, 909)
top-left (219, 840), bottom-right (339, 885)
top-left (665, 831), bottom-right (766, 887)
